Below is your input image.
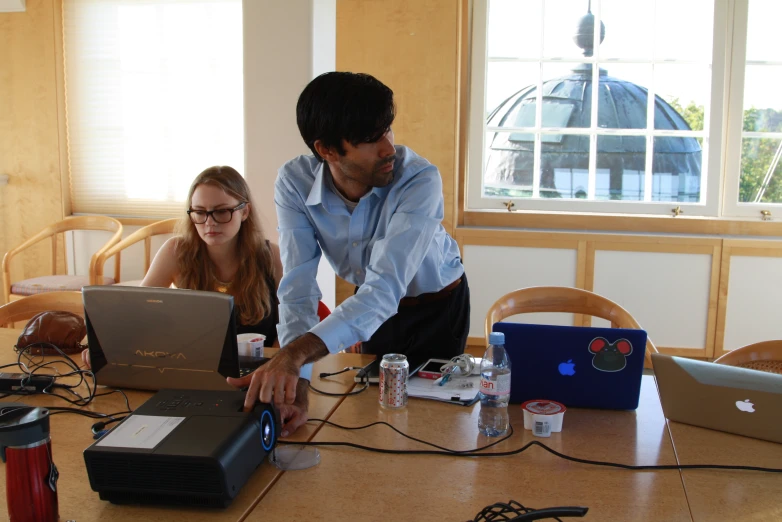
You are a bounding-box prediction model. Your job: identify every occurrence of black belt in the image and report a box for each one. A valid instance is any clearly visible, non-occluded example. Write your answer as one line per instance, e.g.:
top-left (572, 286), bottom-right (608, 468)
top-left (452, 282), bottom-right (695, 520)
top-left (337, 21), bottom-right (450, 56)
top-left (398, 276), bottom-right (462, 307)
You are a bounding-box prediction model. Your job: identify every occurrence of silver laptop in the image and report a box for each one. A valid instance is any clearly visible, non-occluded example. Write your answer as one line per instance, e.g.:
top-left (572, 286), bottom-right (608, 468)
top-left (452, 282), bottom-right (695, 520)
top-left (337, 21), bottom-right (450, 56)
top-left (652, 353), bottom-right (782, 444)
top-left (84, 286), bottom-right (248, 391)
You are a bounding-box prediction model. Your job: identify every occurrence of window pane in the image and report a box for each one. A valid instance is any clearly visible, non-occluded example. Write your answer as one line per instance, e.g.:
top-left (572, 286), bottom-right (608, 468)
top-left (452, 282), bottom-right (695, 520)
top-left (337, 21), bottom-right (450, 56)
top-left (652, 137), bottom-right (702, 202)
top-left (541, 62), bottom-right (592, 129)
top-left (484, 131), bottom-right (535, 198)
top-left (596, 135), bottom-right (645, 200)
top-left (739, 137), bottom-right (782, 204)
top-left (542, 0), bottom-right (592, 60)
top-left (746, 0), bottom-right (782, 62)
top-left (488, 0), bottom-right (542, 59)
top-left (486, 62), bottom-right (539, 118)
top-left (540, 133), bottom-right (590, 195)
top-left (598, 64), bottom-right (652, 130)
top-left (742, 66), bottom-right (782, 132)
top-left (654, 0), bottom-right (713, 62)
top-left (64, 0), bottom-right (243, 218)
top-left (599, 0), bottom-right (653, 60)
top-left (654, 64), bottom-right (710, 131)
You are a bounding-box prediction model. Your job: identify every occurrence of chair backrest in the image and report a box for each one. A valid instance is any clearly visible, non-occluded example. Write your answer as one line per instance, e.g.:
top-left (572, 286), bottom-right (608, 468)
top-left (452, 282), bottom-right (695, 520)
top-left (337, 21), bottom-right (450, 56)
top-left (485, 286), bottom-right (658, 366)
top-left (2, 216), bottom-right (123, 302)
top-left (0, 291), bottom-right (85, 327)
top-left (92, 218), bottom-right (178, 284)
top-left (713, 340), bottom-right (782, 375)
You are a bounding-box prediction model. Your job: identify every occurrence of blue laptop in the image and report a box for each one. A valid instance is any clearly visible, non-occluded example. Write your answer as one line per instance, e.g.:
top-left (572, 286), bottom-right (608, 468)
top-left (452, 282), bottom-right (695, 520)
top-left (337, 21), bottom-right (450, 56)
top-left (492, 322), bottom-right (648, 410)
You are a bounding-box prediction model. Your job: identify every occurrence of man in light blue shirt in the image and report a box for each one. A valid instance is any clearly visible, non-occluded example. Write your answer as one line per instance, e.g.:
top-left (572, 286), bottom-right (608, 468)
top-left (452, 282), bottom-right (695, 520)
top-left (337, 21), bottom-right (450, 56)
top-left (231, 72), bottom-right (469, 436)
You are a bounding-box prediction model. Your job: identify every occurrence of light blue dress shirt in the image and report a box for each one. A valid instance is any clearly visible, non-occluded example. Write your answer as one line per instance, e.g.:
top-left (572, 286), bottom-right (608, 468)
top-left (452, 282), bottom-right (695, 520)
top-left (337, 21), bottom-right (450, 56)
top-left (274, 145), bottom-right (465, 381)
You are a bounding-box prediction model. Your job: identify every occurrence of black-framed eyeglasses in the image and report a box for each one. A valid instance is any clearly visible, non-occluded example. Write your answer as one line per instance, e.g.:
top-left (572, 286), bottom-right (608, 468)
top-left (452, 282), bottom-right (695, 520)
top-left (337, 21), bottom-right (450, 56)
top-left (187, 202), bottom-right (247, 224)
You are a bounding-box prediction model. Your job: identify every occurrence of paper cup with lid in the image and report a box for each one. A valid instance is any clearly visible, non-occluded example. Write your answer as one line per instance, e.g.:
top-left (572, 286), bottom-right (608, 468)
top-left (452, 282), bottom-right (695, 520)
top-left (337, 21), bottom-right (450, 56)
top-left (237, 333), bottom-right (266, 358)
top-left (521, 399), bottom-right (566, 433)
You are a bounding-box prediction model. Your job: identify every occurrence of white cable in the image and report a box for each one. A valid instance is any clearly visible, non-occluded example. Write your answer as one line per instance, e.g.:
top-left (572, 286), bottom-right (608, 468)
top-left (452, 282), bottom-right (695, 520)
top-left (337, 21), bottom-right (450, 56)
top-left (439, 354), bottom-right (476, 377)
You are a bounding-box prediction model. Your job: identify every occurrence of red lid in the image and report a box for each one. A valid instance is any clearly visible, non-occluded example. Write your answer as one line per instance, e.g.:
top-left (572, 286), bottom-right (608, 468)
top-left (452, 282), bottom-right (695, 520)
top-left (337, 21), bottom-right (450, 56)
top-left (521, 399), bottom-right (566, 415)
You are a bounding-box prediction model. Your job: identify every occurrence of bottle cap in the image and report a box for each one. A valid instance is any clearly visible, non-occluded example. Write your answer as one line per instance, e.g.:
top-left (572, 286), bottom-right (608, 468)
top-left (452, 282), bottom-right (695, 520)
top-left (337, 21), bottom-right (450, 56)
top-left (0, 406), bottom-right (51, 462)
top-left (489, 332), bottom-right (505, 346)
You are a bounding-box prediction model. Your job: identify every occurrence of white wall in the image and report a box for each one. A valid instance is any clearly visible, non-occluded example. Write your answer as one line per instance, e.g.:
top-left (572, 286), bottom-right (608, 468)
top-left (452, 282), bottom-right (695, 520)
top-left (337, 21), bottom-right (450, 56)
top-left (592, 250), bottom-right (712, 349)
top-left (724, 255), bottom-right (782, 350)
top-left (242, 0), bottom-right (336, 307)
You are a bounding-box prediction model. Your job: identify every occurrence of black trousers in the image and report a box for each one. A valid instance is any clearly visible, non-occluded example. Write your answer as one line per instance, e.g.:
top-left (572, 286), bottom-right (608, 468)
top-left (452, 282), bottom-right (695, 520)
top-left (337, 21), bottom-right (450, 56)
top-left (360, 273), bottom-right (470, 366)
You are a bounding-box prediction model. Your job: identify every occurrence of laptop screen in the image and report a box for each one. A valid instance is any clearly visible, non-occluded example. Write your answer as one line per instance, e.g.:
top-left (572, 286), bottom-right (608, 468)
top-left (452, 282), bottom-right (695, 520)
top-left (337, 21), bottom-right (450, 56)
top-left (492, 322), bottom-right (648, 410)
top-left (84, 286), bottom-right (240, 391)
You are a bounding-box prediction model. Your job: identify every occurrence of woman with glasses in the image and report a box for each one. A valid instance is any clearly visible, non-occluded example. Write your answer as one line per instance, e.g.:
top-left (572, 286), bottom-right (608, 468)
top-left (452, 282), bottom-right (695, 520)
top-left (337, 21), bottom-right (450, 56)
top-left (140, 165), bottom-right (282, 344)
top-left (82, 165), bottom-right (281, 376)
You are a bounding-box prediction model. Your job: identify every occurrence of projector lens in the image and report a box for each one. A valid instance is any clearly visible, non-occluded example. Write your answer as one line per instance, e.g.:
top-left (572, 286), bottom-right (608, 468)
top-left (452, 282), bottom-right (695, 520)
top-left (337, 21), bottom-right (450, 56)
top-left (260, 410), bottom-right (274, 451)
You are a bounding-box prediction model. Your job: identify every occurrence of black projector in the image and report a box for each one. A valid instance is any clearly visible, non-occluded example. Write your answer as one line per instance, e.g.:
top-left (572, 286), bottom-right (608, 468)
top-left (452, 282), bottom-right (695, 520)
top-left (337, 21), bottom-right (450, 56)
top-left (84, 389), bottom-right (279, 508)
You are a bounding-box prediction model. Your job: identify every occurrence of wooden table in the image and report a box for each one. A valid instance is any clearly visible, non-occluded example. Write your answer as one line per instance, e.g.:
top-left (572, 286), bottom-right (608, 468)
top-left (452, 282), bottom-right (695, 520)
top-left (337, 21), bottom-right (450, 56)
top-left (4, 323), bottom-right (780, 521)
top-left (669, 420), bottom-right (782, 521)
top-left (255, 375), bottom-right (692, 521)
top-left (0, 328), bottom-right (372, 521)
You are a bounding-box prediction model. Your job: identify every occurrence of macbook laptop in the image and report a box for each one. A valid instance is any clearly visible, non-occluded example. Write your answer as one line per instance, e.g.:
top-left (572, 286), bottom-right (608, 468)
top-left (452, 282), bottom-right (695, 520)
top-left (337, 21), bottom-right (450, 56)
top-left (492, 322), bottom-right (648, 410)
top-left (84, 286), bottom-right (265, 391)
top-left (652, 353), bottom-right (782, 444)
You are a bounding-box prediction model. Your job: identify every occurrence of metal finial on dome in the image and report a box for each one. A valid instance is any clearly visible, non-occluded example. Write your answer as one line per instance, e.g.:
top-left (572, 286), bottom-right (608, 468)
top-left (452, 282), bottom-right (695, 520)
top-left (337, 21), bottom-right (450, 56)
top-left (573, 0), bottom-right (605, 57)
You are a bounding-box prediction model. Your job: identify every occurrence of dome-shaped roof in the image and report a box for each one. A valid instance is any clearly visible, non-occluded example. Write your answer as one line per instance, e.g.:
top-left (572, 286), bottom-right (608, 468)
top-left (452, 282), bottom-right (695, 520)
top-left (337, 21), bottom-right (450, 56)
top-left (485, 68), bottom-right (703, 201)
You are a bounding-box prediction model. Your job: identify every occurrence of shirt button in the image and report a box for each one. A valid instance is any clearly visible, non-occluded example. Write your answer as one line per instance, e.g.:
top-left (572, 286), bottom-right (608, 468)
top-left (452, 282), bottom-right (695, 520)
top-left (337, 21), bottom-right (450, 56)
top-left (352, 241), bottom-right (358, 247)
top-left (355, 269), bottom-right (361, 275)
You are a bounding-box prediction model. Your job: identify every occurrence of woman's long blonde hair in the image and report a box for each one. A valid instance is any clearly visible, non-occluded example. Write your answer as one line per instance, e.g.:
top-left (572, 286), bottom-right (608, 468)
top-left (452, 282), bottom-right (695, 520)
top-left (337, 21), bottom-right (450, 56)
top-left (175, 166), bottom-right (274, 325)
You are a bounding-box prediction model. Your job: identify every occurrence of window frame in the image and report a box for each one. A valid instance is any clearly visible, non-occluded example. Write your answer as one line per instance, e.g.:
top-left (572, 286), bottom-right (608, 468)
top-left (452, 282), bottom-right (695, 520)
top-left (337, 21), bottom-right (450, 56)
top-left (721, 0), bottom-right (782, 218)
top-left (466, 0), bottom-right (732, 219)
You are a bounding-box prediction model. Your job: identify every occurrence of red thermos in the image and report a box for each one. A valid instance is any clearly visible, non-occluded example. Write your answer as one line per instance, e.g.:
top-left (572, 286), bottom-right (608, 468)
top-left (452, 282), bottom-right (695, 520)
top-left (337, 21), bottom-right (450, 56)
top-left (0, 407), bottom-right (58, 522)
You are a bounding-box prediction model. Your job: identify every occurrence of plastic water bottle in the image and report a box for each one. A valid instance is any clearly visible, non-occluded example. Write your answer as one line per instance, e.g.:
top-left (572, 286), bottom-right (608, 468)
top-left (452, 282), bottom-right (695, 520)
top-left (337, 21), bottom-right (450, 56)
top-left (478, 332), bottom-right (511, 437)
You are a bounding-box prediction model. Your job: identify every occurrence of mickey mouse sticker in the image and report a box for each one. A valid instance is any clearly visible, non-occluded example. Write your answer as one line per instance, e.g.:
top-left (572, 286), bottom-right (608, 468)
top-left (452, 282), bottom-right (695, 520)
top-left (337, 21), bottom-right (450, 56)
top-left (588, 337), bottom-right (632, 372)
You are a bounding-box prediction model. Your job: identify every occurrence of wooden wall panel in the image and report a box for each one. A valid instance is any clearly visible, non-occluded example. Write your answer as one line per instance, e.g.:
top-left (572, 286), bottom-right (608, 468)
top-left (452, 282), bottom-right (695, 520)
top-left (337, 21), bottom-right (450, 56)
top-left (336, 0), bottom-right (461, 233)
top-left (0, 0), bottom-right (66, 301)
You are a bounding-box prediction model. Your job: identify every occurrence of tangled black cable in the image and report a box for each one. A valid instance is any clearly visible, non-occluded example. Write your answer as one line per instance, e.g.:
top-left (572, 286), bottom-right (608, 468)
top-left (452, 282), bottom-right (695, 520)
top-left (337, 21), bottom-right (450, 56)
top-left (468, 500), bottom-right (587, 522)
top-left (2, 341), bottom-right (130, 410)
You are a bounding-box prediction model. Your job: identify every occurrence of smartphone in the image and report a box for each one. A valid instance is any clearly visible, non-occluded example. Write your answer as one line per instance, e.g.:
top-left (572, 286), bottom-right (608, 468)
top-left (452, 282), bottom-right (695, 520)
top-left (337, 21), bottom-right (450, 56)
top-left (416, 359), bottom-right (450, 380)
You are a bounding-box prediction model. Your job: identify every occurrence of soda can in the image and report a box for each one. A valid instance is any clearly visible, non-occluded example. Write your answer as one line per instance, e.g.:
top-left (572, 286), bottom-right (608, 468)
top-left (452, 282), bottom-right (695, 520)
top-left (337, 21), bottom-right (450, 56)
top-left (378, 353), bottom-right (409, 409)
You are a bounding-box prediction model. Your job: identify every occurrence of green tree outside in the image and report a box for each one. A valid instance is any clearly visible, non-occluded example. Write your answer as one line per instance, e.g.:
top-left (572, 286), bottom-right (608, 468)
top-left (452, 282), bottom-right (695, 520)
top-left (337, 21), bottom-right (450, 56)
top-left (669, 99), bottom-right (782, 204)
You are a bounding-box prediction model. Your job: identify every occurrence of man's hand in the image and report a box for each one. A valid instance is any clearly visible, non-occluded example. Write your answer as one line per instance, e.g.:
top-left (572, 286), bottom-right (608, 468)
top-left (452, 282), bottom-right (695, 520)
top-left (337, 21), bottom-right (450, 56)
top-left (278, 380), bottom-right (310, 438)
top-left (226, 333), bottom-right (328, 410)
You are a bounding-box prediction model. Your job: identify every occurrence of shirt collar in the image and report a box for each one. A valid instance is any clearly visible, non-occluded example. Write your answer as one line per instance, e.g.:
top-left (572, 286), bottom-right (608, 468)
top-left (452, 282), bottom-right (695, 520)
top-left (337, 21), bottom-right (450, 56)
top-left (305, 160), bottom-right (395, 209)
top-left (305, 161), bottom-right (328, 207)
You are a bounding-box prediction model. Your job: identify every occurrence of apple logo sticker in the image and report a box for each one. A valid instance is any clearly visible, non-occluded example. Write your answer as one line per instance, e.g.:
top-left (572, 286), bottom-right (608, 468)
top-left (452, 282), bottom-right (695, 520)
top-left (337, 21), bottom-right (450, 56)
top-left (735, 399), bottom-right (755, 413)
top-left (558, 359), bottom-right (576, 376)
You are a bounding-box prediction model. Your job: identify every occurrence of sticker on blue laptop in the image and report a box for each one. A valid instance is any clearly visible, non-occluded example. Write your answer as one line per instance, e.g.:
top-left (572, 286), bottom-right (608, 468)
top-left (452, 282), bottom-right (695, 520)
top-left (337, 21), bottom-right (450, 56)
top-left (588, 337), bottom-right (632, 372)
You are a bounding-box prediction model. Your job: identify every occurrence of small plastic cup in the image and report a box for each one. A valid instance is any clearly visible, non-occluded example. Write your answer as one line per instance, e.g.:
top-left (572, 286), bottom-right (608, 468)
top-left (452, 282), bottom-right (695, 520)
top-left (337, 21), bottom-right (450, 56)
top-left (237, 333), bottom-right (265, 358)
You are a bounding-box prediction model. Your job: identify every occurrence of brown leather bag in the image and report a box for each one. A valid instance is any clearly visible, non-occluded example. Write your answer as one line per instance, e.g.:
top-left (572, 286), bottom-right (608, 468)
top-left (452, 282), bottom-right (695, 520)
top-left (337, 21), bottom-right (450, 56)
top-left (15, 311), bottom-right (87, 355)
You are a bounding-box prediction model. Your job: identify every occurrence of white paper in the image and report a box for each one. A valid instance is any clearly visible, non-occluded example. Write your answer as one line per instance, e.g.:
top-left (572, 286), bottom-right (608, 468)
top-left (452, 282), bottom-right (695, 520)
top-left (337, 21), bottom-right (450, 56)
top-left (407, 375), bottom-right (481, 402)
top-left (97, 415), bottom-right (185, 449)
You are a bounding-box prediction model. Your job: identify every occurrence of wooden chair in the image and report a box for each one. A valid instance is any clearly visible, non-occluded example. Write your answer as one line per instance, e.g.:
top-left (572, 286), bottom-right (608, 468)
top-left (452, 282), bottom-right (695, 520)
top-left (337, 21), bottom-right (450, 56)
top-left (713, 340), bottom-right (782, 375)
top-left (2, 216), bottom-right (123, 303)
top-left (92, 218), bottom-right (178, 285)
top-left (0, 291), bottom-right (85, 327)
top-left (485, 286), bottom-right (658, 366)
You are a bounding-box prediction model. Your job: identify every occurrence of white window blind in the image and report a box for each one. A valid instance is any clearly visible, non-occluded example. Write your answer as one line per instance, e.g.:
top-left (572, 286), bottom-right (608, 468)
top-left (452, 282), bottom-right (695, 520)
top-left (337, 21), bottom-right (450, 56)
top-left (63, 0), bottom-right (244, 219)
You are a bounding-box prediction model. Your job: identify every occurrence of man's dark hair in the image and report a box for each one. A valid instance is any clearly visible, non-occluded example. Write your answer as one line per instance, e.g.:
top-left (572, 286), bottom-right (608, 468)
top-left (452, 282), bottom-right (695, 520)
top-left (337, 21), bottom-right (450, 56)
top-left (296, 72), bottom-right (395, 161)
